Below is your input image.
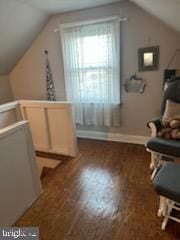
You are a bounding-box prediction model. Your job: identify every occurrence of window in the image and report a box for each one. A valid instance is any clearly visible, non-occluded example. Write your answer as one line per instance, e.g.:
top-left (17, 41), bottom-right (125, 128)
top-left (73, 34), bottom-right (114, 103)
top-left (61, 18), bottom-right (120, 127)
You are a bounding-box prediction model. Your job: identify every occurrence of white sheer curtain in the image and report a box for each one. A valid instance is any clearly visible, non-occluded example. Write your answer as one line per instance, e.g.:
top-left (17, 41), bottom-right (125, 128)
top-left (61, 18), bottom-right (120, 127)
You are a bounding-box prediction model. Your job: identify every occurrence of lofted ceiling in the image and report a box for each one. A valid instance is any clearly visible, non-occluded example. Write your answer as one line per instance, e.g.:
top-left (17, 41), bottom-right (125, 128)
top-left (131, 0), bottom-right (180, 33)
top-left (18, 0), bottom-right (122, 14)
top-left (0, 0), bottom-right (49, 74)
top-left (0, 0), bottom-right (121, 75)
top-left (0, 0), bottom-right (180, 75)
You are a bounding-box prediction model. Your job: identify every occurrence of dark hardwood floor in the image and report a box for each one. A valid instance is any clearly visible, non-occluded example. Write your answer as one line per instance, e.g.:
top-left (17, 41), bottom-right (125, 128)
top-left (16, 139), bottom-right (180, 240)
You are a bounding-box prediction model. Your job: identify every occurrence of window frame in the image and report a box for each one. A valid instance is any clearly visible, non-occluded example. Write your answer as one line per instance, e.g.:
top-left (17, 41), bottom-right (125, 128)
top-left (60, 16), bottom-right (121, 105)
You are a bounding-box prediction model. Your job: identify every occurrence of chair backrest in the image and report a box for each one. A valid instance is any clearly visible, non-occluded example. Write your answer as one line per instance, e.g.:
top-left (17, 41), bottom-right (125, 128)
top-left (161, 77), bottom-right (180, 114)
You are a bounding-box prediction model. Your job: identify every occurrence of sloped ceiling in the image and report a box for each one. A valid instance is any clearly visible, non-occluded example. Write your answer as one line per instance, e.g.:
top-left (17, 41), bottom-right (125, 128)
top-left (19, 0), bottom-right (122, 14)
top-left (131, 0), bottom-right (180, 34)
top-left (1, 0), bottom-right (180, 74)
top-left (0, 0), bottom-right (49, 74)
top-left (0, 0), bottom-right (121, 75)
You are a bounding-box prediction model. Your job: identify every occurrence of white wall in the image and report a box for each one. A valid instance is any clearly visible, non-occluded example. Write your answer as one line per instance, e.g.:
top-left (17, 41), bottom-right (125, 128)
top-left (9, 1), bottom-right (180, 136)
top-left (0, 75), bottom-right (13, 104)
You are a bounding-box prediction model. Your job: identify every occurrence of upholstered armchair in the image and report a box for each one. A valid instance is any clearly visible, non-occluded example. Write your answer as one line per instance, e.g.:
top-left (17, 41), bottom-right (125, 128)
top-left (146, 77), bottom-right (180, 179)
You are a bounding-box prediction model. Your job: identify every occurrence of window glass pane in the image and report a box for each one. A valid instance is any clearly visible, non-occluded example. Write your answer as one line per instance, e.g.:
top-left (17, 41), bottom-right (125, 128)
top-left (73, 68), bottom-right (112, 103)
top-left (77, 35), bottom-right (112, 68)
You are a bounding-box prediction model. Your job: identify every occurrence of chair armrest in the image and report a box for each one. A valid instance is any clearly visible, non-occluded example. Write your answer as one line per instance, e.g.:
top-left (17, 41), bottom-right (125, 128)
top-left (147, 119), bottom-right (162, 137)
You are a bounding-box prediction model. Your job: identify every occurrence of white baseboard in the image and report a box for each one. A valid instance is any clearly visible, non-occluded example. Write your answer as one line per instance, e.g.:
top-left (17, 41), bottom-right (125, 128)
top-left (76, 130), bottom-right (149, 145)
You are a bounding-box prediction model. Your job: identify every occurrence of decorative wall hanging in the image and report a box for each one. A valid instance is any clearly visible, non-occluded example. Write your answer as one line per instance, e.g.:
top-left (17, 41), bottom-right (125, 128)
top-left (163, 49), bottom-right (180, 87)
top-left (124, 73), bottom-right (146, 94)
top-left (45, 50), bottom-right (56, 101)
top-left (138, 46), bottom-right (159, 72)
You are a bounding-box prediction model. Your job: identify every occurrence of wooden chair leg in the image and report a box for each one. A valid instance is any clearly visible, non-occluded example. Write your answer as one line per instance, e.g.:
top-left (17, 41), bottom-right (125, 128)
top-left (161, 199), bottom-right (172, 230)
top-left (158, 196), bottom-right (167, 217)
top-left (150, 153), bottom-right (166, 180)
top-left (150, 152), bottom-right (157, 170)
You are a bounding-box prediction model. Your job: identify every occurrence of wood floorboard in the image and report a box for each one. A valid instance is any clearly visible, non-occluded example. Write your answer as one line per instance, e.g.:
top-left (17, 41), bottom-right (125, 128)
top-left (16, 139), bottom-right (180, 240)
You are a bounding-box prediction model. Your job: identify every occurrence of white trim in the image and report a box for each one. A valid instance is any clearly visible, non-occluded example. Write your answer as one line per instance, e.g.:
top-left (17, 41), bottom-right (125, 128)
top-left (59, 16), bottom-right (126, 30)
top-left (0, 120), bottom-right (28, 137)
top-left (19, 100), bottom-right (72, 109)
top-left (76, 130), bottom-right (149, 145)
top-left (0, 101), bottom-right (19, 113)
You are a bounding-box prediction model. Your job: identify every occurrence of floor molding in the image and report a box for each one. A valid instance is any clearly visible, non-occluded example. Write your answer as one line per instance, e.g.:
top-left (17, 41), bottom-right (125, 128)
top-left (76, 130), bottom-right (149, 145)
